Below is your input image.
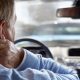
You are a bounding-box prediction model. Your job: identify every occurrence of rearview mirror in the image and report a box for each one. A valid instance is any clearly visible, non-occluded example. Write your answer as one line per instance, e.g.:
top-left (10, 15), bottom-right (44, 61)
top-left (57, 7), bottom-right (80, 19)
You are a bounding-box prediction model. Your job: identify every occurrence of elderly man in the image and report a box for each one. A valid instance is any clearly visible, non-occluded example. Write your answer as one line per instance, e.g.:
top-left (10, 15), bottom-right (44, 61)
top-left (0, 0), bottom-right (79, 80)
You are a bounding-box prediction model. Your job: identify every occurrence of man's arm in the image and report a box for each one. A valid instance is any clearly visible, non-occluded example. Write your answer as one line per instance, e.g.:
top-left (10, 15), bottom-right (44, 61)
top-left (16, 49), bottom-right (79, 80)
top-left (19, 68), bottom-right (79, 80)
top-left (0, 65), bottom-right (78, 80)
top-left (0, 35), bottom-right (78, 80)
top-left (17, 49), bottom-right (76, 74)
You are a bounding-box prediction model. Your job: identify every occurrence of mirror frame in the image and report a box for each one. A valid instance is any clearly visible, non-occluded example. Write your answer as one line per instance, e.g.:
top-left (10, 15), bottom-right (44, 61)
top-left (57, 7), bottom-right (80, 19)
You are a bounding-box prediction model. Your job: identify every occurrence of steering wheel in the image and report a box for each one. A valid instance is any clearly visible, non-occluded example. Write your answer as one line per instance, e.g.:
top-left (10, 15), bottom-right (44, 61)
top-left (14, 38), bottom-right (53, 58)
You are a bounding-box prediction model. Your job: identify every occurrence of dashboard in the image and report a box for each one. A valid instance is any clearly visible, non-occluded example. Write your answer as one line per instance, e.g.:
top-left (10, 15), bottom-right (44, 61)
top-left (50, 46), bottom-right (80, 69)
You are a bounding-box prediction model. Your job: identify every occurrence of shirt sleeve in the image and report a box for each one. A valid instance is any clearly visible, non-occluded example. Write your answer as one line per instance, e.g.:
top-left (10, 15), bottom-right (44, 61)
top-left (16, 49), bottom-right (79, 80)
top-left (19, 68), bottom-right (79, 80)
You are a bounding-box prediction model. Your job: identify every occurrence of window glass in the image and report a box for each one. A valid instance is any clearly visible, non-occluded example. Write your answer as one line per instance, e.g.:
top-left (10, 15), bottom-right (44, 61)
top-left (15, 0), bottom-right (80, 46)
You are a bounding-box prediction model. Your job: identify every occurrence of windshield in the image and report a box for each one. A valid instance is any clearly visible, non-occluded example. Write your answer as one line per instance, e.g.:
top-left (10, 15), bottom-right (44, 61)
top-left (15, 0), bottom-right (80, 47)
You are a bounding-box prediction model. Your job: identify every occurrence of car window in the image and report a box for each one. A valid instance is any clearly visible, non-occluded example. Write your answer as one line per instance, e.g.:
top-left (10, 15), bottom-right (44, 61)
top-left (15, 0), bottom-right (80, 47)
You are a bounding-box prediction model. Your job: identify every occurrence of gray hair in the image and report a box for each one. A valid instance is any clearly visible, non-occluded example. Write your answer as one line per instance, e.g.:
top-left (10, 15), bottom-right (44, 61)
top-left (0, 0), bottom-right (14, 22)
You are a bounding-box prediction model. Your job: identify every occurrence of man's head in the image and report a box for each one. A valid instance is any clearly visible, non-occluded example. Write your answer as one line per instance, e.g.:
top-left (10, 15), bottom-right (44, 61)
top-left (0, 0), bottom-right (15, 42)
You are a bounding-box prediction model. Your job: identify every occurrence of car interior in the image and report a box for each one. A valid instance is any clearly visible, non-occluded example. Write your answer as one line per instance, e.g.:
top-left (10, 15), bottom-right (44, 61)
top-left (15, 0), bottom-right (80, 78)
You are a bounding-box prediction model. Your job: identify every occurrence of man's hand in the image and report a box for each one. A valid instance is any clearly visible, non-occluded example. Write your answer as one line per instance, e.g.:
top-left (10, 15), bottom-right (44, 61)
top-left (0, 23), bottom-right (24, 68)
top-left (0, 38), bottom-right (24, 68)
top-left (0, 28), bottom-right (24, 68)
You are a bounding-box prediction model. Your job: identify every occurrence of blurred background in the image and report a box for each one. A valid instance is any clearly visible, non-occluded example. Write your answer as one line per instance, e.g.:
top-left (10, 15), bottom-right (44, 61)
top-left (15, 0), bottom-right (80, 47)
top-left (14, 0), bottom-right (80, 71)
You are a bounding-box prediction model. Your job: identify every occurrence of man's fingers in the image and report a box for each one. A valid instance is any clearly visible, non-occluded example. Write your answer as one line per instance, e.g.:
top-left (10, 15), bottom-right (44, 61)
top-left (0, 28), bottom-right (6, 40)
top-left (0, 44), bottom-right (6, 50)
top-left (0, 24), bottom-right (3, 39)
top-left (1, 35), bottom-right (5, 40)
top-left (0, 21), bottom-right (6, 40)
top-left (0, 39), bottom-right (8, 50)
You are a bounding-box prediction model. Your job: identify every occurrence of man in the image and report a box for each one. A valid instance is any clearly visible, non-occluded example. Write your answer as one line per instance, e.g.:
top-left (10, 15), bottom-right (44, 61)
top-left (0, 0), bottom-right (79, 80)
